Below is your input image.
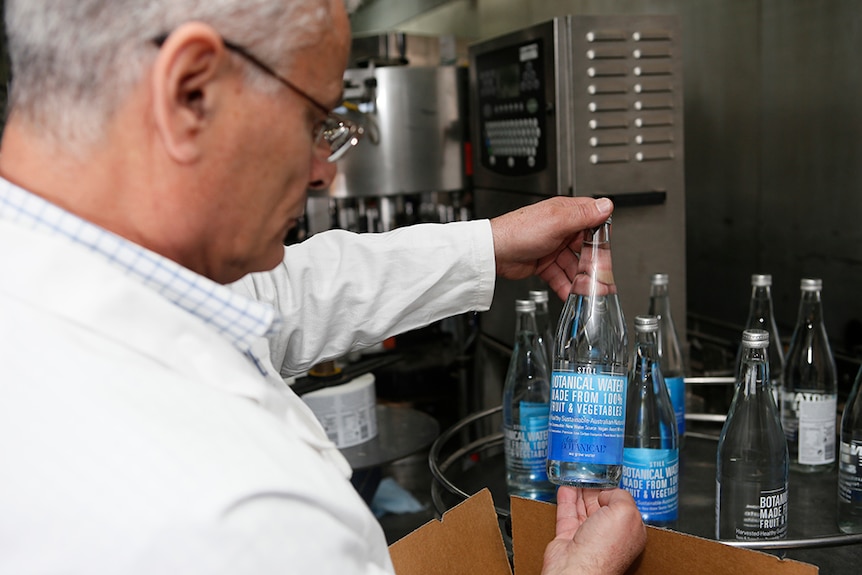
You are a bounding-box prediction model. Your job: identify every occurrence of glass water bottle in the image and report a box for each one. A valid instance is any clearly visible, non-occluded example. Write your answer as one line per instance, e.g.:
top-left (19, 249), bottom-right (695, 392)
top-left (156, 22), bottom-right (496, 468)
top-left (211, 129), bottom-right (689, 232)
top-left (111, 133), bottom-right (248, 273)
top-left (781, 278), bottom-right (837, 472)
top-left (648, 273), bottom-right (686, 445)
top-left (529, 289), bottom-right (554, 370)
top-left (547, 217), bottom-right (628, 488)
top-left (838, 365), bottom-right (862, 533)
top-left (502, 299), bottom-right (555, 501)
top-left (736, 274), bottom-right (785, 406)
top-left (623, 315), bottom-right (679, 528)
top-left (716, 329), bottom-right (788, 541)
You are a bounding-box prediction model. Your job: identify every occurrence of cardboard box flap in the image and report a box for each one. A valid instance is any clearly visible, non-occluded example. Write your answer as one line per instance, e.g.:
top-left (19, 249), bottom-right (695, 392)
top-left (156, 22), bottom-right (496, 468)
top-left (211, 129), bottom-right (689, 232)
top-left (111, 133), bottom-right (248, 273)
top-left (510, 496), bottom-right (554, 575)
top-left (389, 488), bottom-right (512, 575)
top-left (509, 495), bottom-right (819, 575)
top-left (635, 527), bottom-right (818, 575)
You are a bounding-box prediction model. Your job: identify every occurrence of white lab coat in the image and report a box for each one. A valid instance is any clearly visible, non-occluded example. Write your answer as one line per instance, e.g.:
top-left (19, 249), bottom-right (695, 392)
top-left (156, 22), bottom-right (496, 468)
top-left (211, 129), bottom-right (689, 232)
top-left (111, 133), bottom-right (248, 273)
top-left (231, 224), bottom-right (496, 377)
top-left (0, 217), bottom-right (495, 574)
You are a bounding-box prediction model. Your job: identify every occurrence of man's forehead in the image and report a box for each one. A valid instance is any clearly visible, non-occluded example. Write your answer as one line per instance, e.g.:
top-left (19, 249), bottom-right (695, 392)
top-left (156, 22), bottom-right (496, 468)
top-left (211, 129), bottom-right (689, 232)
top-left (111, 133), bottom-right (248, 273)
top-left (289, 8), bottom-right (350, 107)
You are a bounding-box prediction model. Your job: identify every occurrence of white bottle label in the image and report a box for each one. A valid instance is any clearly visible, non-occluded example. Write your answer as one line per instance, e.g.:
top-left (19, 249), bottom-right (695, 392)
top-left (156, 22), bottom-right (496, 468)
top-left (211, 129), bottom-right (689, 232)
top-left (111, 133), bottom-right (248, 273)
top-left (798, 393), bottom-right (837, 465)
top-left (716, 481), bottom-right (788, 540)
top-left (839, 440), bottom-right (862, 504)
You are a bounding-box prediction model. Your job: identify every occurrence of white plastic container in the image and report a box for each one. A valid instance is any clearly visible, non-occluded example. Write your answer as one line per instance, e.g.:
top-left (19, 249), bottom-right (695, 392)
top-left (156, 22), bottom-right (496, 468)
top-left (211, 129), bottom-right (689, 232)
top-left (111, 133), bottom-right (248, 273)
top-left (301, 373), bottom-right (378, 448)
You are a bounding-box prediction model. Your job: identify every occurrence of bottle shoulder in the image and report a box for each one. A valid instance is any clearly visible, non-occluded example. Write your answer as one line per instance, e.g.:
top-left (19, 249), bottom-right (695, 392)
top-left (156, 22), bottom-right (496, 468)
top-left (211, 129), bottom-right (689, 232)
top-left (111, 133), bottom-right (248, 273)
top-left (721, 395), bottom-right (784, 438)
top-left (841, 380), bottom-right (862, 431)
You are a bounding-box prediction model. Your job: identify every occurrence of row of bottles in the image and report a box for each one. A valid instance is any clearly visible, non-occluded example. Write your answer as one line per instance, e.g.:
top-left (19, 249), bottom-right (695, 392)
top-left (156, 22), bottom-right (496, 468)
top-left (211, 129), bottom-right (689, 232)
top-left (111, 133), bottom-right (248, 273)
top-left (503, 218), bottom-right (684, 513)
top-left (718, 275), bottom-right (862, 539)
top-left (501, 215), bottom-right (862, 536)
top-left (503, 300), bottom-right (685, 523)
top-left (503, 217), bottom-right (683, 516)
top-left (736, 274), bottom-right (862, 534)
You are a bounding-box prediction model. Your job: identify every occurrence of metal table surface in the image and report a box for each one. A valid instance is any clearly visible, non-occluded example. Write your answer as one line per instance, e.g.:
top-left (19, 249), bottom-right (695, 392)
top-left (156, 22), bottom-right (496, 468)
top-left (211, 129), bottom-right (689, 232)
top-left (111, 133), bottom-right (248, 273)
top-left (340, 404), bottom-right (439, 470)
top-left (430, 409), bottom-right (862, 573)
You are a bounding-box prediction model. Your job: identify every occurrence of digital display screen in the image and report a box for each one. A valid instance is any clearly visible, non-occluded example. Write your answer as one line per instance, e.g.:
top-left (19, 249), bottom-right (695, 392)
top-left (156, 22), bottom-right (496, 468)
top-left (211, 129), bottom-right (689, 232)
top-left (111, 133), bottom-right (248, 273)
top-left (497, 63), bottom-right (521, 99)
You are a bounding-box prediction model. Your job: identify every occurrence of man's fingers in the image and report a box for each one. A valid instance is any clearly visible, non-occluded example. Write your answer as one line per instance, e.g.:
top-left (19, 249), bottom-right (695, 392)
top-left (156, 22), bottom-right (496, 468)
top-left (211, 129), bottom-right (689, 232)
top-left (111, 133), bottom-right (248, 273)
top-left (554, 486), bottom-right (588, 541)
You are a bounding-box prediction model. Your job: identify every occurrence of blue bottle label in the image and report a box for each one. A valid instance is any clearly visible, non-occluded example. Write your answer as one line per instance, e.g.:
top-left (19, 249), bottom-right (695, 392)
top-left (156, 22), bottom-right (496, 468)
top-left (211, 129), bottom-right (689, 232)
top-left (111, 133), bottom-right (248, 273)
top-left (622, 448), bottom-right (679, 523)
top-left (504, 401), bottom-right (550, 480)
top-left (548, 369), bottom-right (626, 465)
top-left (665, 375), bottom-right (686, 438)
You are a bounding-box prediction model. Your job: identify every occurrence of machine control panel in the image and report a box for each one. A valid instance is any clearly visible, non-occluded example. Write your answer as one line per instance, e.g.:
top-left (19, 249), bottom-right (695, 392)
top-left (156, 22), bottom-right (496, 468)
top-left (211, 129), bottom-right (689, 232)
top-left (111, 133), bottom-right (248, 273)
top-left (475, 40), bottom-right (549, 176)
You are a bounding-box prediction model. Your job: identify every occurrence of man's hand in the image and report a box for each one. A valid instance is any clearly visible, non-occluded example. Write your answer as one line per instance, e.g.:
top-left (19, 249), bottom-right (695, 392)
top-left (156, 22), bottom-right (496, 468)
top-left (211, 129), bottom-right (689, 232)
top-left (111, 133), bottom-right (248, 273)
top-left (541, 486), bottom-right (646, 575)
top-left (490, 197), bottom-right (613, 300)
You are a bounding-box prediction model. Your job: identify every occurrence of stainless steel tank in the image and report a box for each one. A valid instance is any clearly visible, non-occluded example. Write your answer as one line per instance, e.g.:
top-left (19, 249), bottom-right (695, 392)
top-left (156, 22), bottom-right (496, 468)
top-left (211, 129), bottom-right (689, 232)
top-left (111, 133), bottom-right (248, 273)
top-left (324, 66), bottom-right (469, 198)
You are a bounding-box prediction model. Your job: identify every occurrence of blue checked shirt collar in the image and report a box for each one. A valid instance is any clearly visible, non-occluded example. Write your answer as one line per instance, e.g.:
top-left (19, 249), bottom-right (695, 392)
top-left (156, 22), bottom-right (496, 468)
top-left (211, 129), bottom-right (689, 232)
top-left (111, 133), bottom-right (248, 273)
top-left (0, 177), bottom-right (283, 366)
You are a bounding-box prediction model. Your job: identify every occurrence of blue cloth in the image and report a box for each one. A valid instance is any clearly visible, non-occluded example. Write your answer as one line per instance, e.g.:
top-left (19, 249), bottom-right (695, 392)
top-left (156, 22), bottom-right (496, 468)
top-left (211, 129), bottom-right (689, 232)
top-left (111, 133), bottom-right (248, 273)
top-left (370, 477), bottom-right (426, 518)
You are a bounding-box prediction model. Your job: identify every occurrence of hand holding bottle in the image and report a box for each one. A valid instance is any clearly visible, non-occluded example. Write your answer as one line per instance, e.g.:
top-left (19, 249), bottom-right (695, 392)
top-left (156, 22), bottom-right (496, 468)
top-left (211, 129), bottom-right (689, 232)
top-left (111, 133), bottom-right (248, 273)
top-left (489, 196), bottom-right (614, 300)
top-left (547, 217), bottom-right (628, 488)
top-left (541, 486), bottom-right (646, 575)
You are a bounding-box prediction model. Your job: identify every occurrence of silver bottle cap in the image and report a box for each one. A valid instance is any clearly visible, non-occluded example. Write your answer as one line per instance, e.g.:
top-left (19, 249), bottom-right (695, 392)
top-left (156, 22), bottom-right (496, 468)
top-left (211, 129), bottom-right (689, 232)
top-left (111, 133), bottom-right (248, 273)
top-left (742, 329), bottom-right (770, 348)
top-left (751, 274), bottom-right (772, 287)
top-left (800, 278), bottom-right (822, 292)
top-left (515, 299), bottom-right (536, 313)
top-left (634, 315), bottom-right (659, 332)
top-left (651, 273), bottom-right (669, 286)
top-left (528, 290), bottom-right (549, 304)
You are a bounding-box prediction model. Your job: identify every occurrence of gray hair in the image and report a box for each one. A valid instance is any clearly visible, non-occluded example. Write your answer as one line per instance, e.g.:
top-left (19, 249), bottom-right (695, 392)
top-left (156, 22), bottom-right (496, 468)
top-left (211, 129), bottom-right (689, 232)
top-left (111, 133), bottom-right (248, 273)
top-left (4, 0), bottom-right (358, 148)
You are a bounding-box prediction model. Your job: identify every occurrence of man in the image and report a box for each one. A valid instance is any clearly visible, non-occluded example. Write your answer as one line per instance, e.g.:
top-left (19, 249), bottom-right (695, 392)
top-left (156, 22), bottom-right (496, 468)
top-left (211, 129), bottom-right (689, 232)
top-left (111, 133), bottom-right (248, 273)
top-left (0, 0), bottom-right (645, 573)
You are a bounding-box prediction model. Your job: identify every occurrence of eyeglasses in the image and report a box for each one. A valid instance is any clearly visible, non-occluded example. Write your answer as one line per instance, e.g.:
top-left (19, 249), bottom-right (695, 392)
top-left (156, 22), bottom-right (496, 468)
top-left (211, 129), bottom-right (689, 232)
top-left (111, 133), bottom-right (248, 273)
top-left (152, 34), bottom-right (363, 163)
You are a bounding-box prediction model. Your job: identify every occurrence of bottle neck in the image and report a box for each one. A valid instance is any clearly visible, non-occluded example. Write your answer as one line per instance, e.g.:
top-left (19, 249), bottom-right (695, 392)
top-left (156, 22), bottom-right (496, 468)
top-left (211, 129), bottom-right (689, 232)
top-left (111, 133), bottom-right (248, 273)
top-left (648, 285), bottom-right (671, 316)
top-left (635, 330), bottom-right (660, 363)
top-left (738, 346), bottom-right (771, 396)
top-left (750, 285), bottom-right (774, 315)
top-left (570, 219), bottom-right (616, 297)
top-left (515, 309), bottom-right (539, 336)
top-left (796, 290), bottom-right (824, 327)
top-left (513, 308), bottom-right (549, 375)
top-left (590, 219), bottom-right (612, 245)
top-left (533, 302), bottom-right (549, 330)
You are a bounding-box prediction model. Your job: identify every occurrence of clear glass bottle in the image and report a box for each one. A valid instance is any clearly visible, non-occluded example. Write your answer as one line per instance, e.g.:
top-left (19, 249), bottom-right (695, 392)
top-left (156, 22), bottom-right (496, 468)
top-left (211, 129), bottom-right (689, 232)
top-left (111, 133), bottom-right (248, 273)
top-left (547, 217), bottom-right (628, 488)
top-left (623, 315), bottom-right (679, 528)
top-left (502, 299), bottom-right (555, 501)
top-left (736, 274), bottom-right (785, 406)
top-left (716, 329), bottom-right (788, 541)
top-left (648, 273), bottom-right (686, 446)
top-left (529, 289), bottom-right (554, 370)
top-left (838, 365), bottom-right (862, 533)
top-left (781, 278), bottom-right (838, 472)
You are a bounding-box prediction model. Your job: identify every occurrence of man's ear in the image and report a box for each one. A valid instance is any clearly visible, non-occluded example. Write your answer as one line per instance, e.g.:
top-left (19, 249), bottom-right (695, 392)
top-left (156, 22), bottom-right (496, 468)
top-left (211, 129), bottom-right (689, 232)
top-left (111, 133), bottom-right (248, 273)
top-left (150, 22), bottom-right (229, 164)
